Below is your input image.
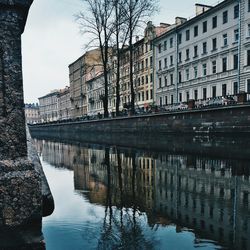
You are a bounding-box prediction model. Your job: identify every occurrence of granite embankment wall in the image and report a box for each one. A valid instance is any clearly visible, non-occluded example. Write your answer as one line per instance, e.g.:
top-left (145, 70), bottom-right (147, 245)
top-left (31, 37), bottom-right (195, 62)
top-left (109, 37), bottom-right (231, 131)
top-left (30, 104), bottom-right (250, 135)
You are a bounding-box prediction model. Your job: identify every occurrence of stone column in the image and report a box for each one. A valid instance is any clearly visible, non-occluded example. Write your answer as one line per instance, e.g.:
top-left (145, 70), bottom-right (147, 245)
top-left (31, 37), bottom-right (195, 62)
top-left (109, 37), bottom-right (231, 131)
top-left (0, 0), bottom-right (33, 160)
top-left (0, 0), bottom-right (43, 231)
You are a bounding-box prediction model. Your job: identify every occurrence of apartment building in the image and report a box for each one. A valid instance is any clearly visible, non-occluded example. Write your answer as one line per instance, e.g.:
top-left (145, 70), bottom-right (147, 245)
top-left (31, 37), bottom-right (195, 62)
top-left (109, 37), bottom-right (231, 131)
top-left (86, 73), bottom-right (113, 116)
top-left (155, 0), bottom-right (250, 106)
top-left (25, 103), bottom-right (40, 124)
top-left (69, 48), bottom-right (103, 118)
top-left (117, 22), bottom-right (169, 111)
top-left (58, 86), bottom-right (71, 121)
top-left (38, 90), bottom-right (60, 122)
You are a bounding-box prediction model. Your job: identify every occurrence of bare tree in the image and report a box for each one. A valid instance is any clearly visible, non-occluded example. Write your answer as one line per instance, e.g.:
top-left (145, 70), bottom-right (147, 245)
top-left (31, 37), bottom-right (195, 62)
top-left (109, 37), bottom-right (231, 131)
top-left (77, 0), bottom-right (114, 118)
top-left (112, 0), bottom-right (130, 116)
top-left (122, 0), bottom-right (158, 114)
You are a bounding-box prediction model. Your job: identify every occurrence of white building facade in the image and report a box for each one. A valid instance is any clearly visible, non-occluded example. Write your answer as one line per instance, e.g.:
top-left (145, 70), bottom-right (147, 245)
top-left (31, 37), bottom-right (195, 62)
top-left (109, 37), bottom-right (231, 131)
top-left (38, 90), bottom-right (59, 122)
top-left (87, 73), bottom-right (113, 116)
top-left (155, 0), bottom-right (250, 106)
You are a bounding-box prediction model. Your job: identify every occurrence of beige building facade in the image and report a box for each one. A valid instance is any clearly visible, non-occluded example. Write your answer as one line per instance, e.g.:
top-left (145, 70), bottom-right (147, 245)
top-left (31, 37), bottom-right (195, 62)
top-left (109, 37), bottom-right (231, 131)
top-left (58, 86), bottom-right (71, 121)
top-left (69, 49), bottom-right (103, 118)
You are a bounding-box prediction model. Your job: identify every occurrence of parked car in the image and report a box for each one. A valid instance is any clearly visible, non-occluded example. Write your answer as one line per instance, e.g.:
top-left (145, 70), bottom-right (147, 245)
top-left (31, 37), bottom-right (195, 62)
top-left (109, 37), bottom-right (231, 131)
top-left (221, 96), bottom-right (236, 105)
top-left (169, 103), bottom-right (188, 111)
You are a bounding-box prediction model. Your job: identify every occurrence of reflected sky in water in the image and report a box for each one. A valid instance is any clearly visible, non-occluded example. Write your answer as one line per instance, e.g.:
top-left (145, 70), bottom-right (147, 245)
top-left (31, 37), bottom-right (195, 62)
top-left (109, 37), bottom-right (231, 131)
top-left (35, 139), bottom-right (249, 250)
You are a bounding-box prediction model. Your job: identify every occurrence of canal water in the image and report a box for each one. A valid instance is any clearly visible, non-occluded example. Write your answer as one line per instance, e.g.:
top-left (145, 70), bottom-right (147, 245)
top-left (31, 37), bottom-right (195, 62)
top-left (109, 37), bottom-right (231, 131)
top-left (33, 137), bottom-right (250, 250)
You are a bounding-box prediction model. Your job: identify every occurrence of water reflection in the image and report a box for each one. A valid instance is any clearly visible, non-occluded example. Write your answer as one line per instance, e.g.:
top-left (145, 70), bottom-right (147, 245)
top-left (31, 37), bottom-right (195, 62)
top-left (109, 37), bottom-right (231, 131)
top-left (35, 139), bottom-right (250, 250)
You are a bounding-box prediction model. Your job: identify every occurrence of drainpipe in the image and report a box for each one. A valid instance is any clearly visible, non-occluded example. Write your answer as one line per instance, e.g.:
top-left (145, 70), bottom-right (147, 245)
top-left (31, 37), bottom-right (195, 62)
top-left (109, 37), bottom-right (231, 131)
top-left (237, 0), bottom-right (242, 94)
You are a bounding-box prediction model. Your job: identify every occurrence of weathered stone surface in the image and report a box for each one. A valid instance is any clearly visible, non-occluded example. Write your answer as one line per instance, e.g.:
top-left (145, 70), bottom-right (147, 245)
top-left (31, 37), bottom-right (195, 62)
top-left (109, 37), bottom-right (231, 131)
top-left (27, 128), bottom-right (54, 217)
top-left (0, 159), bottom-right (42, 226)
top-left (0, 0), bottom-right (33, 160)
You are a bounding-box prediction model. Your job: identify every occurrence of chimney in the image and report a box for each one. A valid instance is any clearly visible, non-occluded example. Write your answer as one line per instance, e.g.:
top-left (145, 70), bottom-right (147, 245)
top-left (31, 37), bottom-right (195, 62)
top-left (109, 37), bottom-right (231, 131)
top-left (160, 23), bottom-right (171, 28)
top-left (195, 4), bottom-right (212, 16)
top-left (136, 35), bottom-right (140, 42)
top-left (175, 17), bottom-right (187, 26)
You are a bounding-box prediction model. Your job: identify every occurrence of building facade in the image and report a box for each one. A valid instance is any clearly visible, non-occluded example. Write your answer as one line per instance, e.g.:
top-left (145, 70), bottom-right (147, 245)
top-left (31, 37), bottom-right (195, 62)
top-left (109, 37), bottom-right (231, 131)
top-left (155, 0), bottom-right (250, 106)
top-left (117, 22), bottom-right (169, 111)
top-left (69, 49), bottom-right (103, 118)
top-left (38, 90), bottom-right (60, 122)
top-left (58, 86), bottom-right (71, 121)
top-left (25, 103), bottom-right (40, 124)
top-left (87, 73), bottom-right (113, 116)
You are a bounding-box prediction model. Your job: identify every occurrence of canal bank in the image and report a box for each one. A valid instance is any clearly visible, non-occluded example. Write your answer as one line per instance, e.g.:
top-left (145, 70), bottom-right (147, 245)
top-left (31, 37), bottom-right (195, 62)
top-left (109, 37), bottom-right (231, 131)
top-left (30, 104), bottom-right (250, 135)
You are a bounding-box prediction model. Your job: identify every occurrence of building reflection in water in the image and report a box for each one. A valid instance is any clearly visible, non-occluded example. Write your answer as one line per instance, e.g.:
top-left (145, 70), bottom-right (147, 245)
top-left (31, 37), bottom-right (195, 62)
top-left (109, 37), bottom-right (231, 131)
top-left (35, 139), bottom-right (250, 250)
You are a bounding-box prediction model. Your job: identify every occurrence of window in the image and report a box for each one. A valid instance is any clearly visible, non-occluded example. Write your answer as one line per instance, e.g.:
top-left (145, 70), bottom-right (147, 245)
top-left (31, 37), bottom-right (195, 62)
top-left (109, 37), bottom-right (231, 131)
top-left (234, 29), bottom-right (239, 42)
top-left (222, 84), bottom-right (227, 96)
top-left (203, 88), bottom-right (207, 100)
top-left (146, 90), bottom-right (149, 100)
top-left (178, 33), bottom-right (182, 44)
top-left (150, 56), bottom-right (153, 67)
top-left (146, 75), bottom-right (148, 84)
top-left (203, 63), bottom-right (207, 76)
top-left (212, 60), bottom-right (217, 74)
top-left (247, 50), bottom-right (250, 66)
top-left (159, 60), bottom-right (162, 70)
top-left (171, 95), bottom-right (174, 104)
top-left (194, 90), bottom-right (198, 101)
top-left (233, 54), bottom-right (238, 70)
top-left (179, 52), bottom-right (182, 63)
top-left (170, 38), bottom-right (173, 48)
top-left (170, 74), bottom-right (173, 85)
top-left (170, 55), bottom-right (173, 66)
top-left (159, 77), bottom-right (162, 88)
top-left (222, 57), bottom-right (227, 72)
top-left (150, 42), bottom-right (153, 51)
top-left (159, 97), bottom-right (162, 106)
top-left (164, 76), bottom-right (167, 86)
top-left (150, 73), bottom-right (153, 82)
top-left (249, 0), bottom-right (250, 12)
top-left (247, 79), bottom-right (250, 92)
top-left (194, 66), bottom-right (198, 78)
top-left (179, 93), bottom-right (182, 102)
top-left (165, 96), bottom-right (168, 105)
top-left (234, 5), bottom-right (239, 19)
top-left (142, 76), bottom-right (144, 84)
top-left (212, 16), bottom-right (217, 29)
top-left (186, 30), bottom-right (190, 41)
top-left (186, 49), bottom-right (190, 60)
top-left (194, 25), bottom-right (198, 37)
top-left (248, 24), bottom-right (250, 37)
top-left (186, 69), bottom-right (189, 80)
top-left (158, 43), bottom-right (162, 53)
top-left (164, 58), bottom-right (167, 68)
top-left (179, 71), bottom-right (182, 83)
top-left (186, 91), bottom-right (190, 101)
top-left (233, 82), bottom-right (238, 95)
top-left (203, 21), bottom-right (207, 33)
top-left (223, 11), bottom-right (228, 24)
top-left (164, 41), bottom-right (167, 50)
top-left (212, 86), bottom-right (217, 98)
top-left (202, 42), bottom-right (207, 54)
top-left (145, 58), bottom-right (148, 68)
top-left (194, 45), bottom-right (198, 58)
top-left (223, 33), bottom-right (228, 46)
top-left (212, 38), bottom-right (217, 51)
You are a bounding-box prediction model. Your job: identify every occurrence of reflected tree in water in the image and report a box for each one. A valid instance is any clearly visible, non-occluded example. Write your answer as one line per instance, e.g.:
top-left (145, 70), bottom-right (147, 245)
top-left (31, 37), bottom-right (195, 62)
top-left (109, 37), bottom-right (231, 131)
top-left (97, 147), bottom-right (155, 250)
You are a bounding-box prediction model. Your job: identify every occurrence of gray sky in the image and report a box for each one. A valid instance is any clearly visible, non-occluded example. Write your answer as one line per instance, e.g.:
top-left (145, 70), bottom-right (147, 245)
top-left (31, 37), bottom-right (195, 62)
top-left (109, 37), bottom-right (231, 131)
top-left (22, 0), bottom-right (219, 103)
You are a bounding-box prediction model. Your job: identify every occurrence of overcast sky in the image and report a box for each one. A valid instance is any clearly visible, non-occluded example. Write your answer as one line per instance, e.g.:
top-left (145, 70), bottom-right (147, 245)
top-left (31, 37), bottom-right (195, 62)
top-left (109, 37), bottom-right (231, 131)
top-left (22, 0), bottom-right (218, 103)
